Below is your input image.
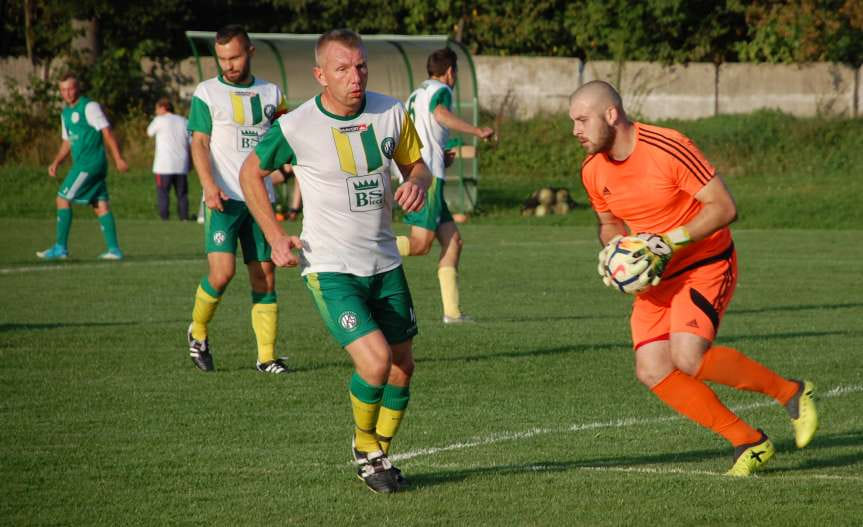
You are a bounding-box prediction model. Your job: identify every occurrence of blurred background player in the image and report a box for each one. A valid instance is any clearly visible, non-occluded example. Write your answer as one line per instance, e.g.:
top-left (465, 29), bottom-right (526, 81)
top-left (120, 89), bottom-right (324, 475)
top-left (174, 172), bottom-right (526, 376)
top-left (240, 29), bottom-right (431, 493)
top-left (397, 48), bottom-right (494, 324)
top-left (38, 72), bottom-right (128, 260)
top-left (147, 97), bottom-right (191, 221)
top-left (185, 25), bottom-right (289, 374)
top-left (574, 80), bottom-right (818, 476)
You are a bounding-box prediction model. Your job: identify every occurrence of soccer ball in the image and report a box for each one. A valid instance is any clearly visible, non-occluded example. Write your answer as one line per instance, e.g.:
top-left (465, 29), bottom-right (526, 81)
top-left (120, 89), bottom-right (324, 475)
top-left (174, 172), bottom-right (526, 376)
top-left (602, 236), bottom-right (652, 294)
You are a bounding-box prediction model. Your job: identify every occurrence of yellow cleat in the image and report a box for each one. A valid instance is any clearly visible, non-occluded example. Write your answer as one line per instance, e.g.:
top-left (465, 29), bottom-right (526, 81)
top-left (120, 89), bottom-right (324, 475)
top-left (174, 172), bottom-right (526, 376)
top-left (725, 431), bottom-right (775, 477)
top-left (788, 380), bottom-right (818, 448)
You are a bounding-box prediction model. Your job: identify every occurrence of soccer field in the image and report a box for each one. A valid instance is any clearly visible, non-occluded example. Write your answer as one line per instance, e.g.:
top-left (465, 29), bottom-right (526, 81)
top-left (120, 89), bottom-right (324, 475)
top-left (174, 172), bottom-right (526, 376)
top-left (1, 219), bottom-right (861, 526)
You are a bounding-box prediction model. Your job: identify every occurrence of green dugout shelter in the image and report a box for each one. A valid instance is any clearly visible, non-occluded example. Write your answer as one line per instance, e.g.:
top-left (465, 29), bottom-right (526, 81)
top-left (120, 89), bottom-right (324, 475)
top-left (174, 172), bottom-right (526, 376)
top-left (186, 31), bottom-right (481, 213)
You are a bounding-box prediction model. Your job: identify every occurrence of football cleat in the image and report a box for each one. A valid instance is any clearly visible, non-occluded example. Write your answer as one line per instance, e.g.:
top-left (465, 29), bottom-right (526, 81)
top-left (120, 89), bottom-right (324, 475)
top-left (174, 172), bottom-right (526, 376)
top-left (786, 379), bottom-right (818, 448)
top-left (256, 358), bottom-right (291, 374)
top-left (98, 248), bottom-right (124, 260)
top-left (442, 314), bottom-right (474, 324)
top-left (355, 450), bottom-right (399, 493)
top-left (725, 430), bottom-right (775, 477)
top-left (36, 244), bottom-right (68, 260)
top-left (186, 323), bottom-right (214, 372)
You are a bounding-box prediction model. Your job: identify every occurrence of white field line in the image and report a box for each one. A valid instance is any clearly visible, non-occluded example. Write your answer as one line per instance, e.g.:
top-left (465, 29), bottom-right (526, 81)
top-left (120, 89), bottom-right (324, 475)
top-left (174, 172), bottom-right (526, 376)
top-left (391, 383), bottom-right (863, 464)
top-left (0, 258), bottom-right (201, 275)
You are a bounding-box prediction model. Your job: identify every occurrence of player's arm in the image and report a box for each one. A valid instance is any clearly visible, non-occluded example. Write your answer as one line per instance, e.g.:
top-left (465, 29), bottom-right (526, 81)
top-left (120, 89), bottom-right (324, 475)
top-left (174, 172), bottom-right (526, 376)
top-left (596, 209), bottom-right (628, 246)
top-left (48, 140), bottom-right (71, 178)
top-left (395, 159), bottom-right (431, 212)
top-left (101, 127), bottom-right (129, 172)
top-left (239, 152), bottom-right (300, 267)
top-left (433, 105), bottom-right (494, 140)
top-left (190, 132), bottom-right (226, 212)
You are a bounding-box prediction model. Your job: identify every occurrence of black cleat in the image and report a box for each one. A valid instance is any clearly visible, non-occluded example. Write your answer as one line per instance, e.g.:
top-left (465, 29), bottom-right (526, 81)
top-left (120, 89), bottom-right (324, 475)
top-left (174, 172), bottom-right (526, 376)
top-left (187, 323), bottom-right (214, 372)
top-left (256, 358), bottom-right (291, 374)
top-left (356, 450), bottom-right (399, 493)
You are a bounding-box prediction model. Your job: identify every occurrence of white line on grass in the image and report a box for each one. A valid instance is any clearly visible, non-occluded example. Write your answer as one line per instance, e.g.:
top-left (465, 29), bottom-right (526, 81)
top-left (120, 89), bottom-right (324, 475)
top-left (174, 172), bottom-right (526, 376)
top-left (577, 465), bottom-right (863, 482)
top-left (0, 259), bottom-right (201, 275)
top-left (391, 383), bottom-right (863, 463)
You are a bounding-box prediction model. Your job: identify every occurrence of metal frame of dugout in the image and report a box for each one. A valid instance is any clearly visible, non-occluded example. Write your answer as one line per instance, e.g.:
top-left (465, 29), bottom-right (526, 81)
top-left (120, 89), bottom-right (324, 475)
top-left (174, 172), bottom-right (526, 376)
top-left (185, 31), bottom-right (481, 214)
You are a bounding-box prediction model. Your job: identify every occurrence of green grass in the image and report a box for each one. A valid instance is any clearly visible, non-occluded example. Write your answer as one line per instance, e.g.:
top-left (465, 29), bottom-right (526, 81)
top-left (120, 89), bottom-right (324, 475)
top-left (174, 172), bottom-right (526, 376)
top-left (1, 219), bottom-right (862, 525)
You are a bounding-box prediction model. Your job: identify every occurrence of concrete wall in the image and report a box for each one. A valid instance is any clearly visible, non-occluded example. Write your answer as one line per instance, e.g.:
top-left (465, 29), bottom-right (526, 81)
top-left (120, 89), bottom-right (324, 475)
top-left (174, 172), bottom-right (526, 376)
top-left (473, 57), bottom-right (861, 120)
top-left (3, 55), bottom-right (860, 120)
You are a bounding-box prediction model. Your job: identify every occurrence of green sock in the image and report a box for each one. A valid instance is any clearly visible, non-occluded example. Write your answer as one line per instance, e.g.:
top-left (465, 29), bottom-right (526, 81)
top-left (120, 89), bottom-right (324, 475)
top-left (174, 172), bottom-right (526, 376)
top-left (98, 212), bottom-right (120, 250)
top-left (56, 208), bottom-right (72, 248)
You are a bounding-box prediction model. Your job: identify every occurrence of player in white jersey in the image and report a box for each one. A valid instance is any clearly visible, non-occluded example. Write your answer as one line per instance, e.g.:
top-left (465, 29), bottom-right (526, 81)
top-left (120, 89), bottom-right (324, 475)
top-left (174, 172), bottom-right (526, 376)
top-left (185, 25), bottom-right (290, 375)
top-left (397, 48), bottom-right (494, 324)
top-left (240, 29), bottom-right (431, 494)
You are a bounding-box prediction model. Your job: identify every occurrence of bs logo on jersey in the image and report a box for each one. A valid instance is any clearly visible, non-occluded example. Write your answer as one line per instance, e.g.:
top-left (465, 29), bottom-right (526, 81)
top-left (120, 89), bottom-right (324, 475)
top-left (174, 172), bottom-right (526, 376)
top-left (346, 173), bottom-right (385, 212)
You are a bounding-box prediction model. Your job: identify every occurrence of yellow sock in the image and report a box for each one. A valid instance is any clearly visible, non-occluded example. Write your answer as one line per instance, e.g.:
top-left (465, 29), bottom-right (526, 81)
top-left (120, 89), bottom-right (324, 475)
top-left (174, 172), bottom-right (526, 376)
top-left (251, 301), bottom-right (278, 363)
top-left (350, 394), bottom-right (382, 452)
top-left (396, 235), bottom-right (411, 257)
top-left (191, 282), bottom-right (222, 340)
top-left (350, 373), bottom-right (384, 453)
top-left (376, 384), bottom-right (411, 454)
top-left (438, 266), bottom-right (461, 318)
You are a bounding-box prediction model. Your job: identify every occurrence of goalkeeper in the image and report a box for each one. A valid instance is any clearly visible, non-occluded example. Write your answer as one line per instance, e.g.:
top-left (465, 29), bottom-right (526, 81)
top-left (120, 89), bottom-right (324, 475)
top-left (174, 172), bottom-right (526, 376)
top-left (572, 80), bottom-right (818, 477)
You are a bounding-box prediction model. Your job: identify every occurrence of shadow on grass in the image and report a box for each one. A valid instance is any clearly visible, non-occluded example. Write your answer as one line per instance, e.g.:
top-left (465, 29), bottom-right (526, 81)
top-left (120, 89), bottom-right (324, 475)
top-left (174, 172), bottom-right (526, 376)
top-left (404, 430), bottom-right (863, 490)
top-left (0, 321), bottom-right (161, 333)
top-left (728, 302), bottom-right (863, 316)
top-left (719, 329), bottom-right (863, 344)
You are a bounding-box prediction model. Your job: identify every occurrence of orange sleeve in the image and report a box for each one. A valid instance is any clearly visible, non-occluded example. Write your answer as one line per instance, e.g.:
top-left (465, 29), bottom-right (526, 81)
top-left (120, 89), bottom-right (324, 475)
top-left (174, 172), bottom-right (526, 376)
top-left (668, 134), bottom-right (716, 196)
top-left (580, 155), bottom-right (609, 212)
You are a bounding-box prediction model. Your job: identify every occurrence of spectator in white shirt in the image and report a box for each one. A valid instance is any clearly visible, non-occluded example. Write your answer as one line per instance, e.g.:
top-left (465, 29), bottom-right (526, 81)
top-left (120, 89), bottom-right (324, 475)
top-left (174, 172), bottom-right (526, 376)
top-left (147, 98), bottom-right (191, 220)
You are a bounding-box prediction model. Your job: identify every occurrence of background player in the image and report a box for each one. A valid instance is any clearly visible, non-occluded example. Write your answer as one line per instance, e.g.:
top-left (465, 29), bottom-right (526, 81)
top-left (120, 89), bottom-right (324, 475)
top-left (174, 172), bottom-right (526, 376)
top-left (573, 80), bottom-right (817, 476)
top-left (147, 97), bottom-right (191, 221)
top-left (38, 72), bottom-right (128, 261)
top-left (239, 29), bottom-right (430, 493)
top-left (185, 25), bottom-right (290, 374)
top-left (397, 48), bottom-right (494, 323)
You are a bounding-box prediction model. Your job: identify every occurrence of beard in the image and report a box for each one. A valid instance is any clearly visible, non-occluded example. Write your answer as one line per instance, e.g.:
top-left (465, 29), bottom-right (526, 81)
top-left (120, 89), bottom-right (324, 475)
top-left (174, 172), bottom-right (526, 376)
top-left (592, 122), bottom-right (616, 154)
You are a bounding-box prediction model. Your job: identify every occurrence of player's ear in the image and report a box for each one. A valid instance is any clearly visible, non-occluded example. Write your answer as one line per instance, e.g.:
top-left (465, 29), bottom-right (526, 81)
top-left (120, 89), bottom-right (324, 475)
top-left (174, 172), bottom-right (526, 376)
top-left (248, 45), bottom-right (256, 58)
top-left (605, 105), bottom-right (618, 126)
top-left (313, 66), bottom-right (327, 88)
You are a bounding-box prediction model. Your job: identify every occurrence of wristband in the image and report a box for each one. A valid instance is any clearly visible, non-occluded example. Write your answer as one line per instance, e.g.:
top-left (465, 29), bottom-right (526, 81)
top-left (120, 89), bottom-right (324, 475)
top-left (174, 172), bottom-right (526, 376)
top-left (664, 227), bottom-right (692, 249)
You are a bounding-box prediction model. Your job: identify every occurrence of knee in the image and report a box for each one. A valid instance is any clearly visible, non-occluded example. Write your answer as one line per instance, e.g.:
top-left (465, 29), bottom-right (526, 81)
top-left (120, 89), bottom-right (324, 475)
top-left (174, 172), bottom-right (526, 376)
top-left (670, 349), bottom-right (704, 377)
top-left (635, 363), bottom-right (669, 389)
top-left (411, 238), bottom-right (433, 256)
top-left (209, 269), bottom-right (235, 289)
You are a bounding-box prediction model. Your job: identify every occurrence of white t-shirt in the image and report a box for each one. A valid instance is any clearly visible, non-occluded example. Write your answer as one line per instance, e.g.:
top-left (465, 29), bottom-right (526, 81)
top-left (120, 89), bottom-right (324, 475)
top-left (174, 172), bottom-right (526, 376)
top-left (188, 75), bottom-right (287, 202)
top-left (406, 79), bottom-right (452, 180)
top-left (61, 101), bottom-right (109, 139)
top-left (147, 113), bottom-right (190, 174)
top-left (255, 92), bottom-right (423, 277)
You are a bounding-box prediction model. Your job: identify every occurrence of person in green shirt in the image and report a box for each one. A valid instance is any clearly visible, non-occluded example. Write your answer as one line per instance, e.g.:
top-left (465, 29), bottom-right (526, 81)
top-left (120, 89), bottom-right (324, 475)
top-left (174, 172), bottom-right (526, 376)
top-left (38, 72), bottom-right (128, 261)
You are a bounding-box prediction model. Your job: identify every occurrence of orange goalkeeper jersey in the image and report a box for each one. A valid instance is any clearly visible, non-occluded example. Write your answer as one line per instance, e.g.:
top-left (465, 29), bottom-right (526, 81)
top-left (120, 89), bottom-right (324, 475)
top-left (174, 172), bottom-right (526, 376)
top-left (581, 122), bottom-right (733, 277)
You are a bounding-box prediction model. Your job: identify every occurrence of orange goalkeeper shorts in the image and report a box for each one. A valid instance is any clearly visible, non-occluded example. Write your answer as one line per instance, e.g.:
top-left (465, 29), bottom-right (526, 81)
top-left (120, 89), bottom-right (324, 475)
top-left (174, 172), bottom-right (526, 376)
top-left (631, 244), bottom-right (737, 350)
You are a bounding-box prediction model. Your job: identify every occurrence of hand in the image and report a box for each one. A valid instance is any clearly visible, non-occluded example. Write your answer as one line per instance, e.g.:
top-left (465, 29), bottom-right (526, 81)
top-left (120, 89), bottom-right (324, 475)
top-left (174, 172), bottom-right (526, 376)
top-left (634, 232), bottom-right (677, 286)
top-left (270, 234), bottom-right (302, 267)
top-left (477, 127), bottom-right (495, 141)
top-left (597, 234), bottom-right (623, 282)
top-left (115, 158), bottom-right (129, 173)
top-left (48, 163), bottom-right (59, 178)
top-left (395, 179), bottom-right (427, 213)
top-left (203, 184), bottom-right (228, 212)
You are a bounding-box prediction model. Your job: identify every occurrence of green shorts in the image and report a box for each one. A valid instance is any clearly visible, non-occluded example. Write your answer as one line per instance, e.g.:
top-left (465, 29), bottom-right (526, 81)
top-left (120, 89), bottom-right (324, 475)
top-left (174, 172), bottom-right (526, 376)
top-left (58, 167), bottom-right (109, 205)
top-left (204, 199), bottom-right (271, 263)
top-left (403, 177), bottom-right (453, 231)
top-left (303, 266), bottom-right (418, 347)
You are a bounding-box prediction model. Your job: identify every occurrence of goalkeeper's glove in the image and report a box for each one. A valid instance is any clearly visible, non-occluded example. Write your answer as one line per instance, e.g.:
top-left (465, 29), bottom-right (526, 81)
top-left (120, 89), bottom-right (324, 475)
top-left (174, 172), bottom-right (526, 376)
top-left (635, 227), bottom-right (692, 286)
top-left (597, 234), bottom-right (623, 285)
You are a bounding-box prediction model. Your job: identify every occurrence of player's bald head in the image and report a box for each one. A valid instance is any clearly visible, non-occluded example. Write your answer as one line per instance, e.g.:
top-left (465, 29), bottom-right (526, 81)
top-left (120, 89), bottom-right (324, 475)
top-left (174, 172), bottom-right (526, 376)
top-left (570, 80), bottom-right (624, 116)
top-left (315, 29), bottom-right (365, 67)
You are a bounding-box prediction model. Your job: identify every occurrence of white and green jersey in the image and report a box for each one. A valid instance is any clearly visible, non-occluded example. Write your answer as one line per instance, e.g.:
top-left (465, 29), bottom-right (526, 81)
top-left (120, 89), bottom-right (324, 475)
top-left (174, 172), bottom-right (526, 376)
top-left (188, 75), bottom-right (288, 202)
top-left (256, 92), bottom-right (423, 277)
top-left (61, 95), bottom-right (110, 175)
top-left (406, 79), bottom-right (452, 180)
